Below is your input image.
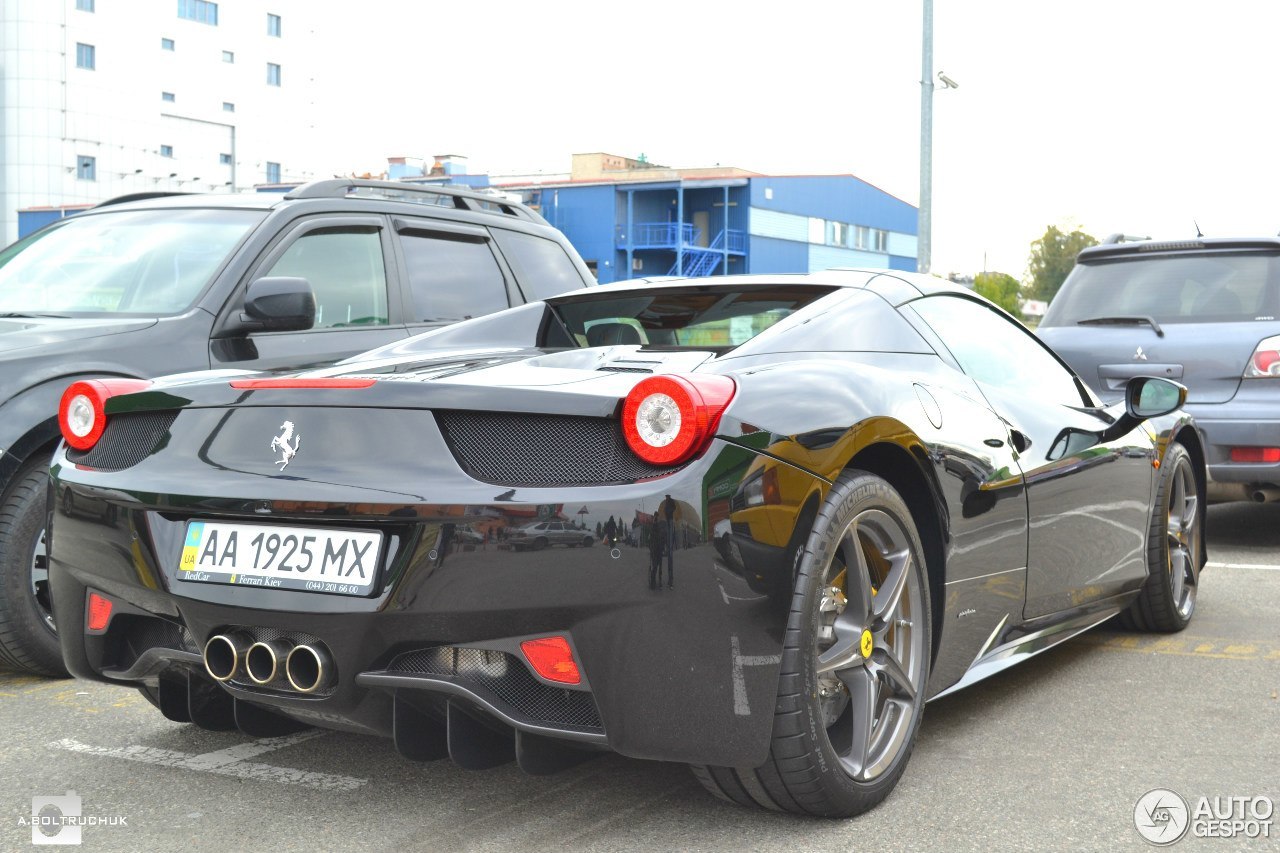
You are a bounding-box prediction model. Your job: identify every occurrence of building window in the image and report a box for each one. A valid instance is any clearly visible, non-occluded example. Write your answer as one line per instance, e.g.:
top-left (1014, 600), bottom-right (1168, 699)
top-left (160, 144), bottom-right (174, 158)
top-left (267, 13), bottom-right (281, 36)
top-left (222, 50), bottom-right (234, 63)
top-left (220, 153), bottom-right (233, 166)
top-left (75, 43), bottom-right (96, 70)
top-left (178, 0), bottom-right (218, 25)
top-left (222, 101), bottom-right (235, 112)
top-left (873, 229), bottom-right (888, 253)
top-left (266, 63), bottom-right (281, 86)
top-left (853, 225), bottom-right (870, 251)
top-left (161, 91), bottom-right (176, 102)
top-left (77, 156), bottom-right (96, 181)
top-left (265, 162), bottom-right (281, 183)
top-left (825, 220), bottom-right (849, 248)
top-left (76, 0), bottom-right (95, 12)
top-left (161, 37), bottom-right (175, 50)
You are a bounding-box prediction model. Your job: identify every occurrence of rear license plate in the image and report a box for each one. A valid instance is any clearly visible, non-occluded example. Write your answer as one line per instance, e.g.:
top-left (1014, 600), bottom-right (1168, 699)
top-left (177, 520), bottom-right (382, 597)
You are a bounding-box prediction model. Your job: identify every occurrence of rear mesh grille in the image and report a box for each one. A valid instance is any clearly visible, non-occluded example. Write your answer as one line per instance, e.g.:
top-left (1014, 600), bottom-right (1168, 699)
top-left (388, 646), bottom-right (603, 731)
top-left (436, 411), bottom-right (679, 486)
top-left (66, 411), bottom-right (177, 470)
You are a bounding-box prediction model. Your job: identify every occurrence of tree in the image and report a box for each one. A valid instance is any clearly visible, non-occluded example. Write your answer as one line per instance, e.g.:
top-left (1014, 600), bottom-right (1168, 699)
top-left (1027, 225), bottom-right (1098, 302)
top-left (973, 271), bottom-right (1022, 315)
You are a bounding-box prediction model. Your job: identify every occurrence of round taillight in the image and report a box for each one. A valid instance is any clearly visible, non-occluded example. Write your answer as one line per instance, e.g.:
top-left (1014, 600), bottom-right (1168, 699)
top-left (59, 378), bottom-right (153, 452)
top-left (622, 374), bottom-right (736, 466)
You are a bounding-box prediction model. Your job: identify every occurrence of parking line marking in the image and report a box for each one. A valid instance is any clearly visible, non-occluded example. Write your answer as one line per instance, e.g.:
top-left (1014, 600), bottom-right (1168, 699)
top-left (181, 730), bottom-right (324, 769)
top-left (1207, 561), bottom-right (1280, 571)
top-left (49, 735), bottom-right (367, 791)
top-left (1077, 633), bottom-right (1280, 661)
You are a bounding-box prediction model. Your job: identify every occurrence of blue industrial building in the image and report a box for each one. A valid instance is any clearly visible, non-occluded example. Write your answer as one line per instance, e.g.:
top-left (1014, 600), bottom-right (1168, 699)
top-left (498, 154), bottom-right (918, 283)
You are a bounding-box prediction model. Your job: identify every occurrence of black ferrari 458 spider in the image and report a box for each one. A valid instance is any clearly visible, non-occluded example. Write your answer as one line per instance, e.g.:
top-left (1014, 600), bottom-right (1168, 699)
top-left (48, 270), bottom-right (1206, 817)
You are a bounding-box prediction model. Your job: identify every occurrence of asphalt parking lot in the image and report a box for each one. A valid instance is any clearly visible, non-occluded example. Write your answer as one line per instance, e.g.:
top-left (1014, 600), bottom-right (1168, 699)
top-left (2, 503), bottom-right (1276, 852)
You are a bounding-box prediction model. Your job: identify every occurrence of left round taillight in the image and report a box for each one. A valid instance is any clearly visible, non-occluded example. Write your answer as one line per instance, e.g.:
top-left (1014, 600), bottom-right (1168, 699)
top-left (621, 374), bottom-right (736, 466)
top-left (59, 379), bottom-right (153, 452)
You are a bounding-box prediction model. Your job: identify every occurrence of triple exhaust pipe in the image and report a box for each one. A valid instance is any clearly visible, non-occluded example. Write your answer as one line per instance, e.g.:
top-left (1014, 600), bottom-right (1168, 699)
top-left (202, 632), bottom-right (334, 693)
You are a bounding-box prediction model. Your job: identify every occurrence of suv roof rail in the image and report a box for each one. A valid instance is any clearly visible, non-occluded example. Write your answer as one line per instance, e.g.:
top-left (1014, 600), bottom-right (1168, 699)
top-left (1102, 232), bottom-right (1151, 244)
top-left (93, 191), bottom-right (193, 209)
top-left (283, 178), bottom-right (546, 224)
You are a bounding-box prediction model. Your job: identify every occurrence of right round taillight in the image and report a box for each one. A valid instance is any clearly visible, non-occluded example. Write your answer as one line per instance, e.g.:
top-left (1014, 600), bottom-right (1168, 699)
top-left (58, 378), bottom-right (153, 452)
top-left (621, 374), bottom-right (736, 466)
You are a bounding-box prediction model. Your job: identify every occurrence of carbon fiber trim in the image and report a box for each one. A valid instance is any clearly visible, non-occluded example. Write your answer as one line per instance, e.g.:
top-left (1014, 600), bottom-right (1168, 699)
top-left (114, 616), bottom-right (198, 671)
top-left (388, 646), bottom-right (603, 732)
top-left (436, 411), bottom-right (679, 486)
top-left (66, 411), bottom-right (177, 470)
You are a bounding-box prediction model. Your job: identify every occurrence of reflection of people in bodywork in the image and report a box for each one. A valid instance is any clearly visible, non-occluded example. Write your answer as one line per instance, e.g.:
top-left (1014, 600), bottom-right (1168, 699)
top-left (659, 494), bottom-right (677, 587)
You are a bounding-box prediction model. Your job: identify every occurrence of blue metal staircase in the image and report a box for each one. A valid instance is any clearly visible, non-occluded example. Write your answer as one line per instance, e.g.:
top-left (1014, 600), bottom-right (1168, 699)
top-left (667, 230), bottom-right (727, 277)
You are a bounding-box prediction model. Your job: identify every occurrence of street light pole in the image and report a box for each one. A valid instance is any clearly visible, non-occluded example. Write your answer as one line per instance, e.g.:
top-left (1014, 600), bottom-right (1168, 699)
top-left (919, 0), bottom-right (934, 274)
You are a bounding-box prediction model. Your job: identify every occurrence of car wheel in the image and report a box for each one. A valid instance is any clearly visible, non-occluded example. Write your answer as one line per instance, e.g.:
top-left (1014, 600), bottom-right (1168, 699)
top-left (0, 456), bottom-right (70, 676)
top-left (1121, 441), bottom-right (1202, 632)
top-left (691, 471), bottom-right (931, 816)
top-left (533, 537), bottom-right (548, 551)
top-left (582, 536), bottom-right (593, 547)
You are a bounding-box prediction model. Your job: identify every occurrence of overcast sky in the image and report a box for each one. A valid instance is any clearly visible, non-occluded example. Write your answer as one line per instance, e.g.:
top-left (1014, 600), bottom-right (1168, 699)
top-left (309, 1), bottom-right (1280, 279)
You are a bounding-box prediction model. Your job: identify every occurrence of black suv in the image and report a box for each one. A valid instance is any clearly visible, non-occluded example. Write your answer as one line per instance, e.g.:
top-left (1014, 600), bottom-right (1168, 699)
top-left (0, 179), bottom-right (594, 675)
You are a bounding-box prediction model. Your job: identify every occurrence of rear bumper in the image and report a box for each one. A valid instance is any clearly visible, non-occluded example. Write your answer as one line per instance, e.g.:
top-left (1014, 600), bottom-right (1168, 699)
top-left (48, 436), bottom-right (813, 768)
top-left (1185, 396), bottom-right (1280, 488)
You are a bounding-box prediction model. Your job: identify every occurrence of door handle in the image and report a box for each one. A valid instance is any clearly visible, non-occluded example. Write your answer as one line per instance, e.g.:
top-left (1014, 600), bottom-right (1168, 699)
top-left (984, 438), bottom-right (1004, 448)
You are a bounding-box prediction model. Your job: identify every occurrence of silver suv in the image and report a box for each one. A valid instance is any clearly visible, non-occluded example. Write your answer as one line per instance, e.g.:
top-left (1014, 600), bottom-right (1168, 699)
top-left (1038, 236), bottom-right (1279, 503)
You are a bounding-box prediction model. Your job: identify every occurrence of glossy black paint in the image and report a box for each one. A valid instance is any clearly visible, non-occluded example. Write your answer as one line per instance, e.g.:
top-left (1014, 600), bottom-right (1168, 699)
top-left (48, 270), bottom-right (1199, 770)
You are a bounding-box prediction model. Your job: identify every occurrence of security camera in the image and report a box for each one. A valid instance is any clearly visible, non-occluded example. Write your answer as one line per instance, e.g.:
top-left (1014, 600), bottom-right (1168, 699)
top-left (937, 71), bottom-right (959, 89)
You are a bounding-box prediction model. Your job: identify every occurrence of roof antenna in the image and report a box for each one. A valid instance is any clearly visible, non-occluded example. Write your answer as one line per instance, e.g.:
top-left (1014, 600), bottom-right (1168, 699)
top-left (1193, 220), bottom-right (1203, 238)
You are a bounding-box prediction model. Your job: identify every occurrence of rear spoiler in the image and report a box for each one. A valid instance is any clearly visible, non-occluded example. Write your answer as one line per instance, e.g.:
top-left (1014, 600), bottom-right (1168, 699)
top-left (1079, 237), bottom-right (1280, 262)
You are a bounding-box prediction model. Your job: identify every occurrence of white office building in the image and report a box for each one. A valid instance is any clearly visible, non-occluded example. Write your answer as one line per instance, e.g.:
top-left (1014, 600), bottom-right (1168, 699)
top-left (0, 0), bottom-right (321, 244)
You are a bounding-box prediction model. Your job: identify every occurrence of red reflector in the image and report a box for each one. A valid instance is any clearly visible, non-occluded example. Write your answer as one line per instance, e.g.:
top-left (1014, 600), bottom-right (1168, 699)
top-left (229, 378), bottom-right (377, 389)
top-left (87, 593), bottom-right (113, 631)
top-left (519, 636), bottom-right (581, 685)
top-left (1230, 447), bottom-right (1280, 463)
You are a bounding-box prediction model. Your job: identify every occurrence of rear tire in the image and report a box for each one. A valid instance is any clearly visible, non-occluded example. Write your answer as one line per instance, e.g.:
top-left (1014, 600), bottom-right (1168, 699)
top-left (692, 471), bottom-right (931, 816)
top-left (1121, 442), bottom-right (1202, 632)
top-left (0, 456), bottom-right (70, 676)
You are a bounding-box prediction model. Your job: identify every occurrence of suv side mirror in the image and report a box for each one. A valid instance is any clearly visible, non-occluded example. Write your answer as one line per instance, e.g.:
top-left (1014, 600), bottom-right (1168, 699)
top-left (1126, 376), bottom-right (1187, 419)
top-left (242, 277), bottom-right (316, 332)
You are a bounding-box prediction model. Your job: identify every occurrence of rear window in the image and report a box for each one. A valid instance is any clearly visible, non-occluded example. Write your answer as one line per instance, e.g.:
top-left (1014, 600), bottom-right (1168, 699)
top-left (1043, 253), bottom-right (1280, 326)
top-left (492, 229), bottom-right (589, 300)
top-left (546, 285), bottom-right (834, 351)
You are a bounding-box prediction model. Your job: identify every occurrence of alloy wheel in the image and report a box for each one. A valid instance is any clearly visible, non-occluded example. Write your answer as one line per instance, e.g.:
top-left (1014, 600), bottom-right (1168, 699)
top-left (30, 526), bottom-right (56, 634)
top-left (814, 507), bottom-right (926, 782)
top-left (1166, 456), bottom-right (1199, 620)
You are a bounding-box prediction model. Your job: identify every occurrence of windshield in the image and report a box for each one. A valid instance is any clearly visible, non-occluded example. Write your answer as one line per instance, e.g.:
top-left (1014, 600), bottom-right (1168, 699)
top-left (547, 285), bottom-right (834, 351)
top-left (1042, 253), bottom-right (1280, 326)
top-left (0, 208), bottom-right (266, 316)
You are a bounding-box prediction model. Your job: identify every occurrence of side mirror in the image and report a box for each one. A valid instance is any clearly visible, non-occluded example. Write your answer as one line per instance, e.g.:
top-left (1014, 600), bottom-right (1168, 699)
top-left (1097, 376), bottom-right (1188, 444)
top-left (1126, 376), bottom-right (1187, 419)
top-left (242, 277), bottom-right (316, 332)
